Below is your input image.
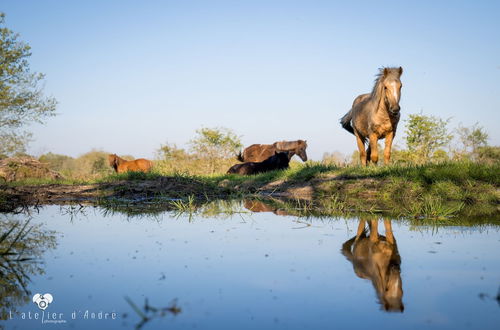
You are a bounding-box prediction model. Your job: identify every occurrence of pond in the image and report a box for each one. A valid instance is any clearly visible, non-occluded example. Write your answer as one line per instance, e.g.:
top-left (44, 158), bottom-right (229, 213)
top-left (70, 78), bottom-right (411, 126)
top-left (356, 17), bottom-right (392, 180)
top-left (1, 201), bottom-right (499, 329)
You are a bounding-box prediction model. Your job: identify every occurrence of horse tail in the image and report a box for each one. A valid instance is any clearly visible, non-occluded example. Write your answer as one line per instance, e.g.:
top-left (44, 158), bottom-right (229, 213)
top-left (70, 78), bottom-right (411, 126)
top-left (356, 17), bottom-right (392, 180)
top-left (340, 110), bottom-right (354, 134)
top-left (236, 151), bottom-right (244, 162)
top-left (341, 227), bottom-right (367, 261)
top-left (341, 237), bottom-right (356, 261)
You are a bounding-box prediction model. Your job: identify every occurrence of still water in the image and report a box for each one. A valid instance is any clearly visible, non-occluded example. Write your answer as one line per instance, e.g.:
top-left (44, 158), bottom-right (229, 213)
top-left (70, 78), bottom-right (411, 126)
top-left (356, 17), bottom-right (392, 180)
top-left (1, 202), bottom-right (499, 329)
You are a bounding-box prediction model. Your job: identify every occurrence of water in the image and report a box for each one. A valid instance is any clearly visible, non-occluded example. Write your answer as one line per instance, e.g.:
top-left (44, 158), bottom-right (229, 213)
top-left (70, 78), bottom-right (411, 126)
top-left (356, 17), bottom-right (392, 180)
top-left (1, 203), bottom-right (499, 329)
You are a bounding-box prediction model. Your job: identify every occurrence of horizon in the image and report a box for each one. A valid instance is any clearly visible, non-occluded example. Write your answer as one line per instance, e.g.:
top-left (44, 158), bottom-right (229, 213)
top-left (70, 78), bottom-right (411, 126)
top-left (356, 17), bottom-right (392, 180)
top-left (2, 0), bottom-right (499, 160)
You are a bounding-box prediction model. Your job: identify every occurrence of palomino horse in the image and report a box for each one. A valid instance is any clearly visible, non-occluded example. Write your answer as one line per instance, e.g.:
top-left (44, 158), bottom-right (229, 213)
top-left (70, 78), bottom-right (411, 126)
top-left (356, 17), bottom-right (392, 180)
top-left (341, 218), bottom-right (404, 312)
top-left (228, 151), bottom-right (290, 175)
top-left (237, 140), bottom-right (307, 163)
top-left (340, 67), bottom-right (403, 165)
top-left (108, 154), bottom-right (153, 174)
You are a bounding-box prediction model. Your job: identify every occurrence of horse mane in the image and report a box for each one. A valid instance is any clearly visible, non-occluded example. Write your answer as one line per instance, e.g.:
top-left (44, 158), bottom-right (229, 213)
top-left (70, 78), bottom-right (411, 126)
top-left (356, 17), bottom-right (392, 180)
top-left (274, 140), bottom-right (306, 151)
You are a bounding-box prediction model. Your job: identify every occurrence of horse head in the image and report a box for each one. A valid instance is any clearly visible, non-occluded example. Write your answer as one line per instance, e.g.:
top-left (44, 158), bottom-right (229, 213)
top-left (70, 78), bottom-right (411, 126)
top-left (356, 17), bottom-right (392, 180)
top-left (381, 264), bottom-right (404, 312)
top-left (108, 154), bottom-right (119, 172)
top-left (296, 140), bottom-right (308, 161)
top-left (381, 67), bottom-right (403, 114)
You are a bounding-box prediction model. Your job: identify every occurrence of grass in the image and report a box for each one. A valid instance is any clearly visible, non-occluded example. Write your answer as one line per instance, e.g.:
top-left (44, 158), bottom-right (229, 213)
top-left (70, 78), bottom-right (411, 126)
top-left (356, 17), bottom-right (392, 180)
top-left (169, 195), bottom-right (197, 213)
top-left (404, 196), bottom-right (465, 219)
top-left (1, 161), bottom-right (499, 219)
top-left (335, 161), bottom-right (499, 185)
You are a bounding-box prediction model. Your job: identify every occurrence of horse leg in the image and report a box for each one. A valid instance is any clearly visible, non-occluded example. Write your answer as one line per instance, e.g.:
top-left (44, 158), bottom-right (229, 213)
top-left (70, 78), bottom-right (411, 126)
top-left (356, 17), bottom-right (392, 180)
top-left (369, 133), bottom-right (379, 165)
top-left (384, 131), bottom-right (395, 165)
top-left (383, 218), bottom-right (395, 245)
top-left (354, 131), bottom-right (367, 166)
top-left (355, 219), bottom-right (366, 242)
top-left (369, 219), bottom-right (379, 243)
top-left (366, 145), bottom-right (372, 164)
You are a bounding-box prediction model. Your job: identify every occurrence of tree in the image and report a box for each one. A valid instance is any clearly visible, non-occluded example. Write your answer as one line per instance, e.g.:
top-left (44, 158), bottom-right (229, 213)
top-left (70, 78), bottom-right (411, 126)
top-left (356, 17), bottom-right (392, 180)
top-left (38, 152), bottom-right (73, 171)
top-left (0, 13), bottom-right (57, 156)
top-left (156, 142), bottom-right (189, 161)
top-left (189, 127), bottom-right (242, 173)
top-left (404, 113), bottom-right (452, 164)
top-left (455, 123), bottom-right (489, 161)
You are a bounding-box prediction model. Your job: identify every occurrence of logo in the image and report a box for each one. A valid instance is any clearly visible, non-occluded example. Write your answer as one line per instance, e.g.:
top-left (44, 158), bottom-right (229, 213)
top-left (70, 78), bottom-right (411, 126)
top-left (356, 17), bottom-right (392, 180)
top-left (32, 293), bottom-right (54, 310)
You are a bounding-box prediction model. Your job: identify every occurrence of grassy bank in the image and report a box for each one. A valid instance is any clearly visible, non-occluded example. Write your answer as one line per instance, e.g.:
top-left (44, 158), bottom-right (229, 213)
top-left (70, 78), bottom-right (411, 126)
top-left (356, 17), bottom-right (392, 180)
top-left (1, 161), bottom-right (498, 219)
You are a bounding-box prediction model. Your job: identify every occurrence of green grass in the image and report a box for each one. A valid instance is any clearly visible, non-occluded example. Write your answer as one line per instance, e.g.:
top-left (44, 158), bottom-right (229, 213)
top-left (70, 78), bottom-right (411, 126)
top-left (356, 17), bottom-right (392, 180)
top-left (335, 161), bottom-right (499, 185)
top-left (2, 161), bottom-right (499, 219)
top-left (403, 196), bottom-right (465, 219)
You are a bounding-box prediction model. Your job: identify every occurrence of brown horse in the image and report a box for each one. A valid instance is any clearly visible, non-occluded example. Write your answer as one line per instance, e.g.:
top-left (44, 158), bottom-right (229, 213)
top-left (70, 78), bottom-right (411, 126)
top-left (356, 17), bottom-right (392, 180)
top-left (243, 200), bottom-right (290, 216)
top-left (108, 154), bottom-right (153, 174)
top-left (237, 140), bottom-right (307, 163)
top-left (341, 218), bottom-right (404, 312)
top-left (228, 152), bottom-right (290, 175)
top-left (340, 67), bottom-right (403, 165)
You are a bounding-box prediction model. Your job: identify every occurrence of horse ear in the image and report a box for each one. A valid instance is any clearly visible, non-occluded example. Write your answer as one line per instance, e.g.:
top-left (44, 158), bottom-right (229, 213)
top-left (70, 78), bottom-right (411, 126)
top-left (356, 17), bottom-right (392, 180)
top-left (383, 67), bottom-right (389, 77)
top-left (398, 66), bottom-right (403, 76)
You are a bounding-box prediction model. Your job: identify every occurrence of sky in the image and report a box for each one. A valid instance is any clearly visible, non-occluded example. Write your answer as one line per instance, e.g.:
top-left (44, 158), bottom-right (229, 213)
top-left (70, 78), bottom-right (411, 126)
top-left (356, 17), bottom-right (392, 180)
top-left (2, 0), bottom-right (499, 160)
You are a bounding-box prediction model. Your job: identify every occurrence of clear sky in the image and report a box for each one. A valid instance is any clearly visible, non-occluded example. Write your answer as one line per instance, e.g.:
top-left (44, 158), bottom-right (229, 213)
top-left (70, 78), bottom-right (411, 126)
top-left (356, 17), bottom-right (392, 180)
top-left (2, 0), bottom-right (499, 160)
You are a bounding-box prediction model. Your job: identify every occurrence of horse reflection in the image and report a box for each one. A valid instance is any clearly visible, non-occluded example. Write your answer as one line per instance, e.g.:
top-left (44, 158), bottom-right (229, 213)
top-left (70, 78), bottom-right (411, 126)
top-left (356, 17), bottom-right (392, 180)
top-left (341, 218), bottom-right (404, 312)
top-left (243, 200), bottom-right (290, 216)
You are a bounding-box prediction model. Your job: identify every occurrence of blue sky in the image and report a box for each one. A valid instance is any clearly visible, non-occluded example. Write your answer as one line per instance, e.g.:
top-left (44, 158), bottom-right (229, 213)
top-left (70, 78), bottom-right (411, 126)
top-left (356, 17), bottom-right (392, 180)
top-left (2, 0), bottom-right (499, 160)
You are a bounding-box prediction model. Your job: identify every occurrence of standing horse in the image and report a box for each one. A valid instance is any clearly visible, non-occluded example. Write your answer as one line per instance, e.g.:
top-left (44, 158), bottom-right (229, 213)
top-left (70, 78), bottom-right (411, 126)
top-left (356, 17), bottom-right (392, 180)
top-left (340, 67), bottom-right (403, 165)
top-left (228, 151), bottom-right (290, 175)
top-left (237, 140), bottom-right (308, 162)
top-left (108, 154), bottom-right (153, 174)
top-left (341, 218), bottom-right (404, 312)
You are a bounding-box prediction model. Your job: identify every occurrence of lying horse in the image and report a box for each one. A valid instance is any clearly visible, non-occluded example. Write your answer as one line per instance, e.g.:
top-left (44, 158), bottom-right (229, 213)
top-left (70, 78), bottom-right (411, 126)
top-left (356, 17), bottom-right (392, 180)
top-left (228, 152), bottom-right (290, 175)
top-left (237, 140), bottom-right (307, 162)
top-left (340, 67), bottom-right (403, 165)
top-left (243, 200), bottom-right (290, 216)
top-left (341, 218), bottom-right (404, 312)
top-left (108, 154), bottom-right (153, 174)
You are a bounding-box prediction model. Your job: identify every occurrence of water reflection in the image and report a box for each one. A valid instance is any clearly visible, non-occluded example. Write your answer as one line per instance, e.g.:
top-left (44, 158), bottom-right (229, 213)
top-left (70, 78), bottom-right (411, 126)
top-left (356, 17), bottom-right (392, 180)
top-left (124, 297), bottom-right (181, 329)
top-left (0, 217), bottom-right (57, 320)
top-left (341, 218), bottom-right (404, 312)
top-left (243, 200), bottom-right (290, 216)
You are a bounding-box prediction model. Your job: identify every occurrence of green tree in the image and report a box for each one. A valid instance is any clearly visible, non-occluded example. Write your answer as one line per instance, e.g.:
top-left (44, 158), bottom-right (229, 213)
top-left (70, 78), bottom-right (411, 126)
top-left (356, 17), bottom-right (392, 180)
top-left (0, 13), bottom-right (57, 156)
top-left (189, 127), bottom-right (242, 173)
top-left (455, 123), bottom-right (489, 161)
top-left (404, 113), bottom-right (452, 164)
top-left (156, 142), bottom-right (189, 161)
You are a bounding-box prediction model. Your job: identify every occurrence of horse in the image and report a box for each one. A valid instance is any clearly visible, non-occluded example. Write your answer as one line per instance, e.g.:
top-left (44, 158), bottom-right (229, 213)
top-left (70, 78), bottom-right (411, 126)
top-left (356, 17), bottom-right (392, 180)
top-left (340, 67), bottom-right (403, 165)
top-left (108, 154), bottom-right (153, 174)
top-left (341, 218), bottom-right (404, 312)
top-left (237, 140), bottom-right (308, 163)
top-left (227, 151), bottom-right (290, 175)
